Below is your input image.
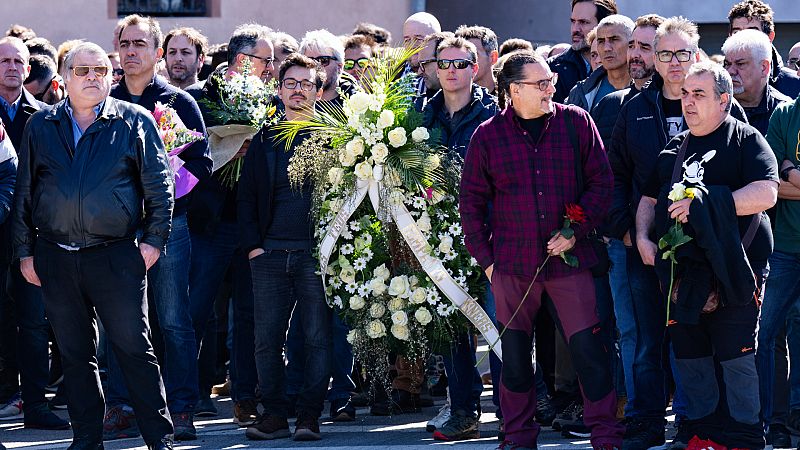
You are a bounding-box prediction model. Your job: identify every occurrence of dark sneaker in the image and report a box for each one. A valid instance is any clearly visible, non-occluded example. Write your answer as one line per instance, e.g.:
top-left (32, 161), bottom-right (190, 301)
top-left (552, 400), bottom-right (582, 431)
top-left (102, 405), bottom-right (140, 440)
top-left (498, 417), bottom-right (505, 441)
top-left (330, 397), bottom-right (356, 422)
top-left (147, 437), bottom-right (174, 450)
top-left (622, 419), bottom-right (665, 450)
top-left (48, 391), bottom-right (68, 410)
top-left (767, 423), bottom-right (792, 449)
top-left (350, 391), bottom-right (369, 407)
top-left (24, 404), bottom-right (71, 430)
top-left (668, 418), bottom-right (691, 450)
top-left (245, 414), bottom-right (290, 440)
top-left (433, 409), bottom-right (480, 441)
top-left (173, 412), bottom-right (196, 441)
top-left (294, 413), bottom-right (321, 441)
top-left (535, 396), bottom-right (556, 426)
top-left (497, 439), bottom-right (537, 450)
top-left (195, 396), bottom-right (217, 417)
top-left (234, 399), bottom-right (259, 427)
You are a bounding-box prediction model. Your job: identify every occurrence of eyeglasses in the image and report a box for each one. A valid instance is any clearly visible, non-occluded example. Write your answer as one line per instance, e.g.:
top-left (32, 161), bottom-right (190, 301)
top-left (417, 58), bottom-right (437, 73)
top-left (788, 58), bottom-right (800, 71)
top-left (513, 73), bottom-right (558, 91)
top-left (656, 49), bottom-right (694, 63)
top-left (436, 59), bottom-right (474, 70)
top-left (282, 78), bottom-right (316, 91)
top-left (112, 68), bottom-right (125, 77)
top-left (344, 58), bottom-right (370, 70)
top-left (71, 66), bottom-right (109, 77)
top-left (311, 55), bottom-right (337, 67)
top-left (241, 53), bottom-right (275, 65)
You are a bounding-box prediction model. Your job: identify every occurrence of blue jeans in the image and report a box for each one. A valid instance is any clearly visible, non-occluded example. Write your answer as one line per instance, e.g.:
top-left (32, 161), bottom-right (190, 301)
top-left (757, 250), bottom-right (800, 425)
top-left (442, 331), bottom-right (483, 415)
top-left (107, 213), bottom-right (198, 414)
top-left (286, 310), bottom-right (355, 402)
top-left (787, 302), bottom-right (800, 411)
top-left (250, 250), bottom-right (331, 418)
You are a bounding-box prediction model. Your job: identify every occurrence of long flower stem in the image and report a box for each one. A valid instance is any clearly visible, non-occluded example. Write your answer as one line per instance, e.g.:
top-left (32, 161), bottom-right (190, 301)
top-left (476, 254), bottom-right (551, 367)
top-left (665, 218), bottom-right (678, 326)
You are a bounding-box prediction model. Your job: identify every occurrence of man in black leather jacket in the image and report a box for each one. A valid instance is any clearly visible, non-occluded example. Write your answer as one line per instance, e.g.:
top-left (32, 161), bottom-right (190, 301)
top-left (12, 42), bottom-right (175, 450)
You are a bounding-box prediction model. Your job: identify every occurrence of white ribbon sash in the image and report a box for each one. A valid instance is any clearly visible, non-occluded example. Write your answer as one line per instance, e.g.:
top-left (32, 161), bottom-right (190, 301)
top-left (319, 177), bottom-right (503, 360)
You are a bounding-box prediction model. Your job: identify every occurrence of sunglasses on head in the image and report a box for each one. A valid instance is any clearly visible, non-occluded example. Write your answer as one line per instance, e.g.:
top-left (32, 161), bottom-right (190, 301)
top-left (344, 58), bottom-right (370, 70)
top-left (436, 59), bottom-right (474, 70)
top-left (311, 55), bottom-right (337, 67)
top-left (72, 66), bottom-right (109, 77)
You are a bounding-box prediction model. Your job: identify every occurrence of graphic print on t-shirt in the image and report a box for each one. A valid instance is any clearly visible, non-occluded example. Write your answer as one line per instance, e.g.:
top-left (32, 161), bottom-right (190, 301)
top-left (681, 150), bottom-right (717, 189)
top-left (667, 117), bottom-right (684, 138)
top-left (662, 97), bottom-right (684, 138)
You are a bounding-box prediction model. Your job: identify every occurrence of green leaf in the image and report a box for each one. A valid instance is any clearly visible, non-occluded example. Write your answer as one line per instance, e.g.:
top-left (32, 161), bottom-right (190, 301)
top-left (662, 250), bottom-right (672, 260)
top-left (560, 227), bottom-right (575, 240)
top-left (674, 235), bottom-right (693, 247)
top-left (658, 237), bottom-right (669, 250)
top-left (561, 252), bottom-right (579, 268)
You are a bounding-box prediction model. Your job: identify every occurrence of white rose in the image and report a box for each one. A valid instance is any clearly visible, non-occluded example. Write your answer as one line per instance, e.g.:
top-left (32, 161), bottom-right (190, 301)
top-left (339, 149), bottom-right (357, 167)
top-left (388, 297), bottom-right (406, 311)
top-left (387, 127), bottom-right (408, 148)
top-left (339, 267), bottom-right (356, 284)
top-left (369, 277), bottom-right (388, 296)
top-left (371, 143), bottom-right (389, 164)
top-left (388, 275), bottom-right (411, 298)
top-left (411, 127), bottom-right (430, 142)
top-left (346, 138), bottom-right (365, 156)
top-left (329, 198), bottom-right (344, 213)
top-left (328, 167), bottom-right (345, 186)
top-left (369, 302), bottom-right (386, 318)
top-left (366, 320), bottom-right (386, 338)
top-left (417, 213), bottom-right (432, 233)
top-left (373, 264), bottom-right (391, 281)
top-left (391, 310), bottom-right (408, 326)
top-left (438, 235), bottom-right (454, 254)
top-left (377, 110), bottom-right (395, 129)
top-left (349, 295), bottom-right (365, 310)
top-left (354, 161), bottom-right (373, 180)
top-left (668, 182), bottom-right (687, 202)
top-left (414, 307), bottom-right (433, 325)
top-left (348, 91), bottom-right (371, 115)
top-left (391, 324), bottom-right (410, 340)
top-left (427, 154), bottom-right (441, 170)
top-left (410, 287), bottom-right (427, 304)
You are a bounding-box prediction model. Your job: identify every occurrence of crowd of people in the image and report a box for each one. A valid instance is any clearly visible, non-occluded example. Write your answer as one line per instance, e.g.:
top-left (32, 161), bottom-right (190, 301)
top-left (1, 0), bottom-right (800, 449)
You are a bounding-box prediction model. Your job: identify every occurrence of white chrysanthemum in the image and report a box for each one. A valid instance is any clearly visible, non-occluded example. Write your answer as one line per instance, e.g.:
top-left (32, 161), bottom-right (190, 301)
top-left (369, 302), bottom-right (386, 318)
top-left (437, 303), bottom-right (449, 316)
top-left (426, 289), bottom-right (441, 305)
top-left (412, 196), bottom-right (426, 209)
top-left (357, 283), bottom-right (371, 297)
top-left (345, 282), bottom-right (358, 294)
top-left (350, 221), bottom-right (361, 232)
top-left (341, 229), bottom-right (353, 240)
top-left (361, 248), bottom-right (374, 261)
top-left (330, 278), bottom-right (342, 289)
top-left (445, 249), bottom-right (458, 261)
top-left (449, 223), bottom-right (462, 236)
top-left (332, 296), bottom-right (343, 308)
top-left (353, 257), bottom-right (367, 271)
top-left (340, 244), bottom-right (355, 255)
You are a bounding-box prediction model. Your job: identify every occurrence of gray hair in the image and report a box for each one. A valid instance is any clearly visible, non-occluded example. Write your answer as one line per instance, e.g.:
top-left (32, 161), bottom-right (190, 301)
top-left (687, 61), bottom-right (734, 112)
top-left (721, 29), bottom-right (772, 64)
top-left (597, 14), bottom-right (635, 39)
top-left (0, 37), bottom-right (30, 63)
top-left (299, 29), bottom-right (345, 64)
top-left (654, 16), bottom-right (699, 51)
top-left (63, 42), bottom-right (110, 80)
top-left (227, 23), bottom-right (272, 66)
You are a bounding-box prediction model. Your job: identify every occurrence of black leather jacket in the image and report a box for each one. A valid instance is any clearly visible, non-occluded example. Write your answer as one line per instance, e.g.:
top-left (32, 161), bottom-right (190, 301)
top-left (12, 97), bottom-right (174, 258)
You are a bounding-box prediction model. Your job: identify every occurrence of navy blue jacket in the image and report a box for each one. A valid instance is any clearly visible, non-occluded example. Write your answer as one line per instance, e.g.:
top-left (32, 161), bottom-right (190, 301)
top-left (548, 47), bottom-right (590, 104)
top-left (744, 85), bottom-right (792, 136)
top-left (421, 84), bottom-right (498, 159)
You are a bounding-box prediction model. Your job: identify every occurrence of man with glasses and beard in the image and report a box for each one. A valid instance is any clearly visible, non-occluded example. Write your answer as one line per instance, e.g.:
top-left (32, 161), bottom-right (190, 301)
top-left (12, 41), bottom-right (175, 450)
top-left (163, 27), bottom-right (207, 90)
top-left (238, 52), bottom-right (331, 442)
top-left (461, 51), bottom-right (623, 450)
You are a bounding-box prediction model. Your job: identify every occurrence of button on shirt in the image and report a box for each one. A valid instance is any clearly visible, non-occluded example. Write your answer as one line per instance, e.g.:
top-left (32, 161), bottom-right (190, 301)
top-left (0, 94), bottom-right (21, 122)
top-left (64, 100), bottom-right (103, 148)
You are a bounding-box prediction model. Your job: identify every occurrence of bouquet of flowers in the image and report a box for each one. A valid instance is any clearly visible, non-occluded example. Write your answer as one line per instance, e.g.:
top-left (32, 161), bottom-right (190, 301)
top-left (275, 48), bottom-right (486, 382)
top-left (151, 102), bottom-right (205, 198)
top-left (201, 60), bottom-right (278, 187)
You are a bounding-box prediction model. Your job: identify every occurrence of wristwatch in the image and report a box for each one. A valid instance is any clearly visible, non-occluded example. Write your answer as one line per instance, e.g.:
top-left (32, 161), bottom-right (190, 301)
top-left (780, 165), bottom-right (797, 182)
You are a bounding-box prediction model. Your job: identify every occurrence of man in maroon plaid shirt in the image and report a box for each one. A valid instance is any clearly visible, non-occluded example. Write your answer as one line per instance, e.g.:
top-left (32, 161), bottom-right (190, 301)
top-left (460, 51), bottom-right (624, 450)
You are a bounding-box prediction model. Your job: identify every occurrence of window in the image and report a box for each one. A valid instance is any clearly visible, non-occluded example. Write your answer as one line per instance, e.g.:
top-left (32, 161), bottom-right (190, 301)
top-left (117, 0), bottom-right (207, 17)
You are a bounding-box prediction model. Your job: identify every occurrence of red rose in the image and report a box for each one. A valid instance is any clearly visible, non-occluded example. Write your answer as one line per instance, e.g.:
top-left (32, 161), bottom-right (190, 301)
top-left (565, 203), bottom-right (586, 224)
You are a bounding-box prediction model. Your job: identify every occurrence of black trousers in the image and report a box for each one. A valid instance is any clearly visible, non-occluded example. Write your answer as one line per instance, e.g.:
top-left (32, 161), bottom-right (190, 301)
top-left (34, 239), bottom-right (172, 445)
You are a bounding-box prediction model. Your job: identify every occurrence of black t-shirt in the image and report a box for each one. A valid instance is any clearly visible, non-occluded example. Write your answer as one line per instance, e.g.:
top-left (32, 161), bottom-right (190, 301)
top-left (516, 116), bottom-right (546, 142)
top-left (643, 115), bottom-right (779, 262)
top-left (661, 97), bottom-right (684, 138)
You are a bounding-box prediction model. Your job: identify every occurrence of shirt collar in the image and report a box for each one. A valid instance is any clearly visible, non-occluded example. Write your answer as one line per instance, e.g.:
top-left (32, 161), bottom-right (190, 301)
top-left (0, 93), bottom-right (22, 113)
top-left (65, 98), bottom-right (104, 122)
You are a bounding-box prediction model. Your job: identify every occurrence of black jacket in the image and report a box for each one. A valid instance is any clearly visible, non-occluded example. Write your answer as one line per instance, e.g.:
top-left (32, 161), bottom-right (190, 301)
top-left (566, 66), bottom-right (610, 113)
top-left (606, 74), bottom-right (749, 240)
top-left (549, 47), bottom-right (591, 104)
top-left (591, 85), bottom-right (640, 147)
top-left (0, 88), bottom-right (45, 149)
top-left (771, 45), bottom-right (800, 99)
top-left (111, 75), bottom-right (211, 217)
top-left (421, 84), bottom-right (498, 158)
top-left (237, 125), bottom-right (304, 254)
top-left (12, 97), bottom-right (174, 258)
top-left (743, 84), bottom-right (792, 136)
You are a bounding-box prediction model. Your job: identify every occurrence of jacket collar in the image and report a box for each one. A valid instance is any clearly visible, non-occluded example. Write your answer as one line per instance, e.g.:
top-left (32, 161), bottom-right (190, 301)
top-left (46, 96), bottom-right (123, 122)
top-left (424, 84), bottom-right (494, 123)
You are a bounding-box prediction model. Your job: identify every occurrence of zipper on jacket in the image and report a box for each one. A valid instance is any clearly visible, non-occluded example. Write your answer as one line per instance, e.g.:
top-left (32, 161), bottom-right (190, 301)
top-left (654, 92), bottom-right (668, 148)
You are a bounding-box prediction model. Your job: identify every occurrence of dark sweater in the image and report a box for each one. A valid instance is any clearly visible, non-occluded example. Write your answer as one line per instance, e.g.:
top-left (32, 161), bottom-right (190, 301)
top-left (262, 146), bottom-right (313, 250)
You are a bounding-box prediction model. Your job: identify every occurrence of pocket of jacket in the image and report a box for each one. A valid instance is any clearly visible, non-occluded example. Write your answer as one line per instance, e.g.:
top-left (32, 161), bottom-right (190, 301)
top-left (113, 189), bottom-right (136, 220)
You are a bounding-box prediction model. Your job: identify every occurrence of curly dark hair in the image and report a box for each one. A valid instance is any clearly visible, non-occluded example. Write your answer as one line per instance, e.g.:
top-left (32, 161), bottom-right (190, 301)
top-left (728, 0), bottom-right (774, 35)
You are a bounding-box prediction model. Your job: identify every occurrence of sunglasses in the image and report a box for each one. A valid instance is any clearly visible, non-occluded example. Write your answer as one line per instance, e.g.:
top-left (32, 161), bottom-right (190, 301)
top-left (788, 58), bottom-right (800, 71)
top-left (311, 55), bottom-right (337, 67)
top-left (282, 78), bottom-right (316, 91)
top-left (513, 73), bottom-right (559, 92)
top-left (344, 58), bottom-right (370, 70)
top-left (72, 66), bottom-right (109, 77)
top-left (656, 49), bottom-right (694, 63)
top-left (112, 68), bottom-right (125, 77)
top-left (436, 59), bottom-right (474, 70)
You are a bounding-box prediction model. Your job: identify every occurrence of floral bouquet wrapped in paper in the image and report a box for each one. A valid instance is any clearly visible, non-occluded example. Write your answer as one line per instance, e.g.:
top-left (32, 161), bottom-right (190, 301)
top-left (201, 61), bottom-right (278, 187)
top-left (151, 102), bottom-right (205, 198)
top-left (275, 48), bottom-right (500, 383)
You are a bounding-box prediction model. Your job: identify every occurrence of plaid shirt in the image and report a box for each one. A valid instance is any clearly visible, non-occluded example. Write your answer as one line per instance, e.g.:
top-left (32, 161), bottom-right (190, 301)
top-left (460, 103), bottom-right (612, 280)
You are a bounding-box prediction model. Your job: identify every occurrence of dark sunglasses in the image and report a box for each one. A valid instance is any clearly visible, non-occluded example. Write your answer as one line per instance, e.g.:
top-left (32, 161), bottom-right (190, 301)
top-left (112, 68), bottom-right (125, 77)
top-left (311, 55), bottom-right (337, 67)
top-left (436, 59), bottom-right (474, 70)
top-left (72, 66), bottom-right (109, 77)
top-left (344, 58), bottom-right (370, 70)
top-left (656, 49), bottom-right (694, 63)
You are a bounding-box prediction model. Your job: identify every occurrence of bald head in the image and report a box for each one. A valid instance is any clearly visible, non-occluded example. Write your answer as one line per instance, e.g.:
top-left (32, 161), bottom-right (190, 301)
top-left (403, 12), bottom-right (441, 48)
top-left (789, 41), bottom-right (800, 75)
